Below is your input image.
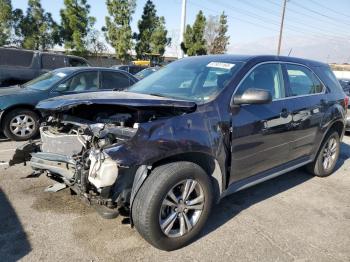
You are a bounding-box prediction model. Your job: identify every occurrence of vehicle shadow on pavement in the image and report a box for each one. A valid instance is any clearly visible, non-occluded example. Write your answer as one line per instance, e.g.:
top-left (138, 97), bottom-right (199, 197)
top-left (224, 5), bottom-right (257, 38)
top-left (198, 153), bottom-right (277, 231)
top-left (0, 188), bottom-right (31, 262)
top-left (336, 141), bottom-right (350, 171)
top-left (199, 141), bottom-right (350, 241)
top-left (0, 134), bottom-right (9, 142)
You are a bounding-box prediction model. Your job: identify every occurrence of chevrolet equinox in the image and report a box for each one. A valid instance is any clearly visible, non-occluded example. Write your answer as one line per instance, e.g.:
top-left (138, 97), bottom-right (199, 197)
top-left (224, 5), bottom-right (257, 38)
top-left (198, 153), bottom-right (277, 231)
top-left (11, 55), bottom-right (347, 250)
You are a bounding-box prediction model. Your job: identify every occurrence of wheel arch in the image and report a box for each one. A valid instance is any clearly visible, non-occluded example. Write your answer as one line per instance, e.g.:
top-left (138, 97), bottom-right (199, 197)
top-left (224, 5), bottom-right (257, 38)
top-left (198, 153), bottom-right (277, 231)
top-left (313, 119), bottom-right (345, 161)
top-left (151, 152), bottom-right (224, 200)
top-left (0, 104), bottom-right (40, 128)
top-left (128, 152), bottom-right (225, 225)
top-left (328, 120), bottom-right (345, 138)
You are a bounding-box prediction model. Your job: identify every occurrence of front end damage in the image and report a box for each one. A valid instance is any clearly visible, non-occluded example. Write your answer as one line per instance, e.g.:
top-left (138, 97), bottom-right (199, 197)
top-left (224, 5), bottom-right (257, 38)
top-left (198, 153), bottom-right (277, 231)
top-left (11, 93), bottom-right (197, 218)
top-left (27, 111), bottom-right (142, 217)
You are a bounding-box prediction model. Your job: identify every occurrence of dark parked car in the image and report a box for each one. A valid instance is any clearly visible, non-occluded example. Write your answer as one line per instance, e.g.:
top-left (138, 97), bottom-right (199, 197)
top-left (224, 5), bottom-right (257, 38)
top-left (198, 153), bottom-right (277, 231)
top-left (134, 66), bottom-right (160, 79)
top-left (12, 55), bottom-right (347, 250)
top-left (0, 67), bottom-right (137, 141)
top-left (339, 78), bottom-right (350, 94)
top-left (0, 47), bottom-right (90, 87)
top-left (338, 78), bottom-right (350, 130)
top-left (111, 64), bottom-right (147, 75)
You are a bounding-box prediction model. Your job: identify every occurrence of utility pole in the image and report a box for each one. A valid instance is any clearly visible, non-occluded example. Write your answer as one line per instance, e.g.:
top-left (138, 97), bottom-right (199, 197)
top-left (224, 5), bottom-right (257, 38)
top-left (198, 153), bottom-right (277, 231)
top-left (179, 0), bottom-right (187, 58)
top-left (277, 0), bottom-right (288, 56)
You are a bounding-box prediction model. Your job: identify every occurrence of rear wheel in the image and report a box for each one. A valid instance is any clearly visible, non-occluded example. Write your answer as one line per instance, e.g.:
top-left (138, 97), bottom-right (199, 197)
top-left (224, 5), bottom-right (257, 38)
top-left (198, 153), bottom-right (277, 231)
top-left (132, 161), bottom-right (213, 251)
top-left (307, 131), bottom-right (340, 177)
top-left (3, 109), bottom-right (40, 141)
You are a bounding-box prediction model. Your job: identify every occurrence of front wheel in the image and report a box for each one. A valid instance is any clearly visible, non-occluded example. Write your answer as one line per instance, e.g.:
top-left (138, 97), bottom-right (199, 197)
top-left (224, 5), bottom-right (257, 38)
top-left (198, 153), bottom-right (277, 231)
top-left (307, 131), bottom-right (340, 177)
top-left (132, 162), bottom-right (214, 251)
top-left (3, 109), bottom-right (40, 141)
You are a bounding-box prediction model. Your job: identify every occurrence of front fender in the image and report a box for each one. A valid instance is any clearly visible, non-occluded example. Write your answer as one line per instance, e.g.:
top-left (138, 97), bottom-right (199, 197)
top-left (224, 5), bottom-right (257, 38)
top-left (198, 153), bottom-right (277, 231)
top-left (104, 112), bottom-right (216, 167)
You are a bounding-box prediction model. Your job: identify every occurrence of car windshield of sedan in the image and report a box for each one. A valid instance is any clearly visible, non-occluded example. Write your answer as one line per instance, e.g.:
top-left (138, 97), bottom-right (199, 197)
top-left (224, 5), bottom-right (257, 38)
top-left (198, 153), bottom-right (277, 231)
top-left (127, 58), bottom-right (243, 102)
top-left (24, 69), bottom-right (72, 90)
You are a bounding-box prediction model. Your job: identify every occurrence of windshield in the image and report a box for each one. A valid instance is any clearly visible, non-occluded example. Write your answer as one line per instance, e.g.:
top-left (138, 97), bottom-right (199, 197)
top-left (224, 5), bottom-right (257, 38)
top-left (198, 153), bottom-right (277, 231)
top-left (128, 57), bottom-right (243, 102)
top-left (24, 69), bottom-right (71, 90)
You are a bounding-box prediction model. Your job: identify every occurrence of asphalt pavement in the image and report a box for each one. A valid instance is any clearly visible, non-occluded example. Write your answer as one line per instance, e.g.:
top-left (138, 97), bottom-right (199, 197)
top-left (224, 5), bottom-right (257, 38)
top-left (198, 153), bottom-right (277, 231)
top-left (1, 135), bottom-right (350, 261)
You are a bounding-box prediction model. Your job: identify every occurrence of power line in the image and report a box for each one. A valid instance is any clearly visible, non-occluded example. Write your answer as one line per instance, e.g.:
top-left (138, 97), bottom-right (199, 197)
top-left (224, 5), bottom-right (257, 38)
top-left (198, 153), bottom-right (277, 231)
top-left (308, 0), bottom-right (350, 19)
top-left (291, 1), bottom-right (350, 26)
top-left (239, 0), bottom-right (282, 19)
top-left (213, 0), bottom-right (349, 42)
top-left (187, 0), bottom-right (278, 32)
top-left (241, 0), bottom-right (350, 37)
top-left (188, 0), bottom-right (344, 45)
top-left (264, 0), bottom-right (350, 36)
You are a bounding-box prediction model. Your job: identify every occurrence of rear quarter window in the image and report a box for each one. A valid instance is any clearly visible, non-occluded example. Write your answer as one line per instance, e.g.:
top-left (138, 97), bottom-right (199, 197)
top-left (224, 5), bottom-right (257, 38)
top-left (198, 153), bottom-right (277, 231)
top-left (318, 66), bottom-right (344, 92)
top-left (0, 49), bottom-right (34, 67)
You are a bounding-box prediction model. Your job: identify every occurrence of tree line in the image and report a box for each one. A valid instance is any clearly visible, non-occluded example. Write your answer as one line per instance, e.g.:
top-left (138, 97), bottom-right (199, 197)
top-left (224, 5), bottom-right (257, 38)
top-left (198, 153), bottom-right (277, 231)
top-left (0, 0), bottom-right (230, 63)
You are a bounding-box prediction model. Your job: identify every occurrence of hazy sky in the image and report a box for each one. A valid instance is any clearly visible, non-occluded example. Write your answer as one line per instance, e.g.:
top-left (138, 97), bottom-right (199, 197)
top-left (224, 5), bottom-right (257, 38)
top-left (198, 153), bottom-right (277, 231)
top-left (12, 0), bottom-right (350, 63)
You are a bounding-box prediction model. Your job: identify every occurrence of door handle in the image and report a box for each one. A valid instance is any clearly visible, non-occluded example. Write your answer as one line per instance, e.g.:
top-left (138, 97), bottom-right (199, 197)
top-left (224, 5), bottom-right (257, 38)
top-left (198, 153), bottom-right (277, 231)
top-left (280, 108), bottom-right (289, 118)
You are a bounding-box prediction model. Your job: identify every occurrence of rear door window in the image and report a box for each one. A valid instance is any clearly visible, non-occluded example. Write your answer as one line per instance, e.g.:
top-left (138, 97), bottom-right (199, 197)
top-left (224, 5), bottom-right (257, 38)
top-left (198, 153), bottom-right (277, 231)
top-left (101, 71), bottom-right (131, 90)
top-left (41, 54), bottom-right (66, 70)
top-left (285, 64), bottom-right (324, 96)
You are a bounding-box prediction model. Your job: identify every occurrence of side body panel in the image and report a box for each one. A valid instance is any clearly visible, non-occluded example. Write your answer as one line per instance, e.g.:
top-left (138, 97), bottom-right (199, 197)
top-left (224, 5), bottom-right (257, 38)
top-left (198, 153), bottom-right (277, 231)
top-left (230, 100), bottom-right (290, 183)
top-left (283, 94), bottom-right (326, 162)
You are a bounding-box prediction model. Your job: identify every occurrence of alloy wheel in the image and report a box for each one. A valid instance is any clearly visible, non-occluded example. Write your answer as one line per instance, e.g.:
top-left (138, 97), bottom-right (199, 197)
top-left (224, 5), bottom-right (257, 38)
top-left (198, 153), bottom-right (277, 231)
top-left (9, 114), bottom-right (36, 138)
top-left (322, 137), bottom-right (338, 170)
top-left (159, 179), bottom-right (205, 238)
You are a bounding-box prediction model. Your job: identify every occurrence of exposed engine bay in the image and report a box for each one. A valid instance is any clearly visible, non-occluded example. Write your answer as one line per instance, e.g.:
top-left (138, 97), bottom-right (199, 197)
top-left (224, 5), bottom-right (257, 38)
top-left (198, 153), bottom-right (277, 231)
top-left (16, 103), bottom-right (190, 217)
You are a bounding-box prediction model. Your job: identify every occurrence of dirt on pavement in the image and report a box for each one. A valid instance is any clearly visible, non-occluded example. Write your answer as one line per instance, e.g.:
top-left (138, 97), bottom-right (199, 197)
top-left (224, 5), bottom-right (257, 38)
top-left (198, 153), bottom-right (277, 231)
top-left (0, 136), bottom-right (350, 261)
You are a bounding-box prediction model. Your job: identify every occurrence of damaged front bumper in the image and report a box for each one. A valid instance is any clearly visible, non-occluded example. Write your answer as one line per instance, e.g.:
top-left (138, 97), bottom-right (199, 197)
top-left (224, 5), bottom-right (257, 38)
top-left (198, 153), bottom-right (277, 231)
top-left (10, 124), bottom-right (134, 218)
top-left (30, 152), bottom-right (76, 181)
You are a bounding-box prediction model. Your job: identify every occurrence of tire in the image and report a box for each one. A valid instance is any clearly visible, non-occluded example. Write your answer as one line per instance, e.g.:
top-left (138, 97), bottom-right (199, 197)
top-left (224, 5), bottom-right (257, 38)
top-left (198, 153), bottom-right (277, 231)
top-left (132, 161), bottom-right (214, 251)
top-left (307, 131), bottom-right (340, 177)
top-left (2, 108), bottom-right (40, 141)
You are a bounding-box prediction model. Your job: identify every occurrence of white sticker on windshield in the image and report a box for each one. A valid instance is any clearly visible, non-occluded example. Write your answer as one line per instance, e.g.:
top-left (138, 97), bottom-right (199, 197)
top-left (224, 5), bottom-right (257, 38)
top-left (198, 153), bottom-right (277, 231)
top-left (207, 62), bottom-right (235, 70)
top-left (56, 72), bottom-right (67, 78)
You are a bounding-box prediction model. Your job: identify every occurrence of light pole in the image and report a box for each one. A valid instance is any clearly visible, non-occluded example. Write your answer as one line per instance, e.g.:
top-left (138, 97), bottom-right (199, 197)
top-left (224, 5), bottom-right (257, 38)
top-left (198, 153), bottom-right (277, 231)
top-left (179, 0), bottom-right (187, 59)
top-left (277, 0), bottom-right (288, 56)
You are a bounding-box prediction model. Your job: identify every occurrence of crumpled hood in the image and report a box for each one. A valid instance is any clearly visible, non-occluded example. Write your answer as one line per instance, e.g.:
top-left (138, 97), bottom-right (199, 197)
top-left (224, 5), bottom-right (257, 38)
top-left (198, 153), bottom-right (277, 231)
top-left (36, 91), bottom-right (197, 112)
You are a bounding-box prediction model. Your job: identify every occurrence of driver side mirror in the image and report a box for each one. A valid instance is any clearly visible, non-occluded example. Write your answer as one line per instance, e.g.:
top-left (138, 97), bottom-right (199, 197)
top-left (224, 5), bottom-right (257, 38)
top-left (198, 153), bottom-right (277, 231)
top-left (232, 88), bottom-right (272, 106)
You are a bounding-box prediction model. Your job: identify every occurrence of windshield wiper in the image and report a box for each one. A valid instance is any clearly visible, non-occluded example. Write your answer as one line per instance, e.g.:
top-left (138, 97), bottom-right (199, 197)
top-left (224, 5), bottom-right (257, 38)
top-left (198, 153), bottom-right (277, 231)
top-left (149, 93), bottom-right (168, 98)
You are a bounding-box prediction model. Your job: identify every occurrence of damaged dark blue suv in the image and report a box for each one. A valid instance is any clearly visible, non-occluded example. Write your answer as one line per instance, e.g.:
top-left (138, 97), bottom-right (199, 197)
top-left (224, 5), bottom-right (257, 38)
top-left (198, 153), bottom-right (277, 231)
top-left (12, 55), bottom-right (347, 250)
